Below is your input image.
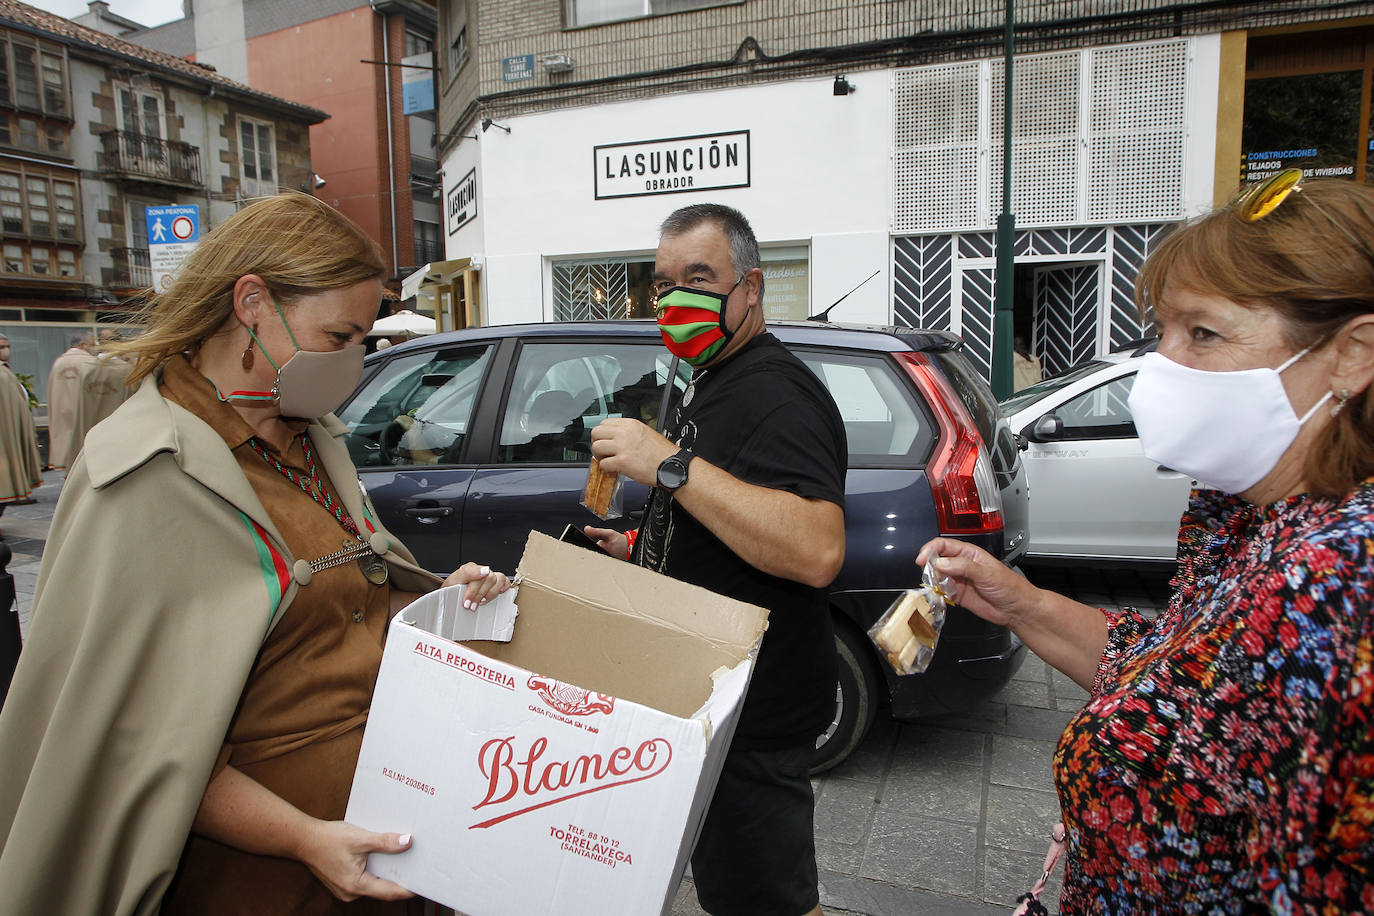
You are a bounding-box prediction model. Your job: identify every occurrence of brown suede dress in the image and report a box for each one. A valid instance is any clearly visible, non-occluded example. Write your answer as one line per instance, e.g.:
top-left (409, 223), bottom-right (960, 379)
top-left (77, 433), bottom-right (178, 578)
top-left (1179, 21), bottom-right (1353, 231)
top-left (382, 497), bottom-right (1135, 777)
top-left (158, 356), bottom-right (405, 915)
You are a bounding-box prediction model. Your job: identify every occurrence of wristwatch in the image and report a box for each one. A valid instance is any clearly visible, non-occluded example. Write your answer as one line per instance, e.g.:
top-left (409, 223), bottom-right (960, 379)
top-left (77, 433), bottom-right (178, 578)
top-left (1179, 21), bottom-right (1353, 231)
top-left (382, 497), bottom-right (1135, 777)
top-left (656, 448), bottom-right (693, 493)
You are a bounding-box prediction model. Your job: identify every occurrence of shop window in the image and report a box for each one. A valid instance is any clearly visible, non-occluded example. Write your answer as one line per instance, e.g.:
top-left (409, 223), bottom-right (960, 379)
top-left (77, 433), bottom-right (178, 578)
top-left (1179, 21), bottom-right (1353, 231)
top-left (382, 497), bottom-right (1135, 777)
top-left (564, 0), bottom-right (730, 28)
top-left (1242, 71), bottom-right (1362, 182)
top-left (1244, 28), bottom-right (1374, 185)
top-left (552, 246), bottom-right (810, 322)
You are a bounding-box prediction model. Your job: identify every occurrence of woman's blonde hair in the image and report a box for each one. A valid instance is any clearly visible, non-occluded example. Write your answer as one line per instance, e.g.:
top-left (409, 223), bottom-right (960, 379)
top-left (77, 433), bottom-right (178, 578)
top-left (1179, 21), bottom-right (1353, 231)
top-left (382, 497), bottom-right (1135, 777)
top-left (1136, 178), bottom-right (1374, 498)
top-left (114, 193), bottom-right (386, 386)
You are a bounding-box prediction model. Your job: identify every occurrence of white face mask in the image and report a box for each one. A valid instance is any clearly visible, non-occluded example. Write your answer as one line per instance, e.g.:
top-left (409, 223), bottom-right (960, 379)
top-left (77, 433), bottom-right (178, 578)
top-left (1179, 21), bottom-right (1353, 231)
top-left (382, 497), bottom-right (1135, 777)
top-left (1127, 348), bottom-right (1331, 494)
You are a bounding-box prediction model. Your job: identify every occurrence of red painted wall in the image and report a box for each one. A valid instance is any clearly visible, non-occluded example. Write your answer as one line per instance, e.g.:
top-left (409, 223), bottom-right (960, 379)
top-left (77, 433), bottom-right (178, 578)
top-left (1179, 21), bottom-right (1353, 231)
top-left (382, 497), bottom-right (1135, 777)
top-left (244, 8), bottom-right (399, 274)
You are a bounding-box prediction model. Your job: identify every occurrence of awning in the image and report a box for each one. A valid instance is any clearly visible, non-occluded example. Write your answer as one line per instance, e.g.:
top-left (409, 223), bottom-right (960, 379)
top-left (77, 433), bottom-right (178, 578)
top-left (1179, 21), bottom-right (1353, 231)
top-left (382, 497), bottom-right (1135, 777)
top-left (400, 257), bottom-right (474, 301)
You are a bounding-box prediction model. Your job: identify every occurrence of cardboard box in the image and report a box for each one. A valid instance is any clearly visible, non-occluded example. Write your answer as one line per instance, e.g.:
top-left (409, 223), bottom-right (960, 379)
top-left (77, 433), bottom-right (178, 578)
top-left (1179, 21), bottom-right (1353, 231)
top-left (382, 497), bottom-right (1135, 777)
top-left (345, 531), bottom-right (769, 916)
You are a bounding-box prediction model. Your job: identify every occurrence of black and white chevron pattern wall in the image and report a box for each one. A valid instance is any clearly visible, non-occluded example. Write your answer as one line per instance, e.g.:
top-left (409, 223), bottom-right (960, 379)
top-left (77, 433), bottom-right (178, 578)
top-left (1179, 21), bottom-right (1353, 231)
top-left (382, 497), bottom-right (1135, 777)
top-left (891, 222), bottom-right (1174, 383)
top-left (1110, 223), bottom-right (1171, 347)
top-left (1035, 263), bottom-right (1100, 377)
top-left (893, 235), bottom-right (954, 332)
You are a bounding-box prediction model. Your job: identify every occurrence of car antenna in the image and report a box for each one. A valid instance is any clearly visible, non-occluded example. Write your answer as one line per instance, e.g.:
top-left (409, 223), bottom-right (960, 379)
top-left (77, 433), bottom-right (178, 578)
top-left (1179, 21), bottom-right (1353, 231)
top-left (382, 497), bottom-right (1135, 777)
top-left (807, 269), bottom-right (880, 322)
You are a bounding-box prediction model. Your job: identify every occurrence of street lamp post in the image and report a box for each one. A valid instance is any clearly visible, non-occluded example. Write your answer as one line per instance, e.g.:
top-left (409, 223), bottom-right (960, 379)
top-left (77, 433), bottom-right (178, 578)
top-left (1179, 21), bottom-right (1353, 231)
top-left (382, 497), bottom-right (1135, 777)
top-left (992, 0), bottom-right (1016, 400)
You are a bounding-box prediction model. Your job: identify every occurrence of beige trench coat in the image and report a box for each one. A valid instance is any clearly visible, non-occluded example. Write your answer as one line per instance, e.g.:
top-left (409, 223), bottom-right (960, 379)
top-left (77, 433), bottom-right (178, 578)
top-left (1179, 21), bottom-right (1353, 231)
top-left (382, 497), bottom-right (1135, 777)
top-left (45, 346), bottom-right (97, 470)
top-left (0, 372), bottom-right (439, 915)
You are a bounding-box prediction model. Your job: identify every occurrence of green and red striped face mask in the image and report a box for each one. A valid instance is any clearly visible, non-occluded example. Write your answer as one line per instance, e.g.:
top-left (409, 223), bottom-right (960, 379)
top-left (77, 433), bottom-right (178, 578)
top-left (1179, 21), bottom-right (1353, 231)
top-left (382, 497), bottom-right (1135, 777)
top-left (654, 275), bottom-right (745, 367)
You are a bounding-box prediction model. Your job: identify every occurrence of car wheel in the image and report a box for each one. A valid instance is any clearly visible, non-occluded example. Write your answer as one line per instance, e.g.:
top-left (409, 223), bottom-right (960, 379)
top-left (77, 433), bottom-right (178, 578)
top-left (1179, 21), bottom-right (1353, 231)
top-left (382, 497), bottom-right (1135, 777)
top-left (811, 622), bottom-right (880, 774)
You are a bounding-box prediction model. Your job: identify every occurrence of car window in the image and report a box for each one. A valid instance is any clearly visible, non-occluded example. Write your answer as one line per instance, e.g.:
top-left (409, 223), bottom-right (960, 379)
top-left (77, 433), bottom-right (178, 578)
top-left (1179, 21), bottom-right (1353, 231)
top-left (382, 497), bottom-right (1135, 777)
top-left (336, 345), bottom-right (493, 467)
top-left (499, 342), bottom-right (678, 463)
top-left (796, 350), bottom-right (933, 465)
top-left (1000, 359), bottom-right (1111, 414)
top-left (1052, 372), bottom-right (1137, 439)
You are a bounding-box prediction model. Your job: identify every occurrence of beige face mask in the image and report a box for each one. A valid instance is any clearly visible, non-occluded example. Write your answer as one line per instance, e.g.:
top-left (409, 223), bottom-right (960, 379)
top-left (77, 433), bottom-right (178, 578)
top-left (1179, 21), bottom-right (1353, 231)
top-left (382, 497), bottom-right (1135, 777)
top-left (236, 297), bottom-right (365, 418)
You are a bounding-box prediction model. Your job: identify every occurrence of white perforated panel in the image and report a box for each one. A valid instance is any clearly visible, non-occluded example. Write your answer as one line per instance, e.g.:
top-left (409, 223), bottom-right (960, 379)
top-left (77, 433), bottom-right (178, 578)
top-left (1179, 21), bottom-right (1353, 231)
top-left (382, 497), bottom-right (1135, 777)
top-left (894, 148), bottom-right (979, 232)
top-left (1087, 41), bottom-right (1187, 222)
top-left (990, 52), bottom-right (1080, 226)
top-left (892, 38), bottom-right (1192, 233)
top-left (893, 63), bottom-right (979, 233)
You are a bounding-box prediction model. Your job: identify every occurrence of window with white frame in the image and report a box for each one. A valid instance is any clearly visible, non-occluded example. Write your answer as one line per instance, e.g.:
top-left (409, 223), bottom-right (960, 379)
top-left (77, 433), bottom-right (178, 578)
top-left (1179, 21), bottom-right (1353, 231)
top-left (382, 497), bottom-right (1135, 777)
top-left (117, 85), bottom-right (165, 141)
top-left (893, 38), bottom-right (1189, 232)
top-left (238, 117), bottom-right (276, 198)
top-left (563, 0), bottom-right (728, 28)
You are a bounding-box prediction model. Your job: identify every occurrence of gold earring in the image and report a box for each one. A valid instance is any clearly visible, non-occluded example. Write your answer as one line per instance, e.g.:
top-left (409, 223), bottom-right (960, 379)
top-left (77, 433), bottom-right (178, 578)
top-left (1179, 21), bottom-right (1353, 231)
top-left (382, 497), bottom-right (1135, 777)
top-left (241, 323), bottom-right (257, 371)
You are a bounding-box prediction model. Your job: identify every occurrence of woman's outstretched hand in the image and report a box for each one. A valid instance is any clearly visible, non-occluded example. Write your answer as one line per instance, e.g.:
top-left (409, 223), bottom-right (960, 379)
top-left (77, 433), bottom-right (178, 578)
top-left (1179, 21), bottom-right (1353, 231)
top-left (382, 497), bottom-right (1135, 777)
top-left (915, 537), bottom-right (1036, 628)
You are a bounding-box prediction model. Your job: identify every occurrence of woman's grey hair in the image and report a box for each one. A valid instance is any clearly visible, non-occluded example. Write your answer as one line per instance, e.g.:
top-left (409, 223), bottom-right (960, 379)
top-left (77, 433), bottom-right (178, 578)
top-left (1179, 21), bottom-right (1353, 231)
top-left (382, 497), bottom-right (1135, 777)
top-left (659, 203), bottom-right (765, 298)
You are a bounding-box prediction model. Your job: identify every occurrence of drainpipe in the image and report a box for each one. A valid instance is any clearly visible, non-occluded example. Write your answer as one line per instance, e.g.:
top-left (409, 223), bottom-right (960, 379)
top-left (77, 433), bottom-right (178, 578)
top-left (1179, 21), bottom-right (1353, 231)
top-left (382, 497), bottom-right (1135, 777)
top-left (377, 5), bottom-right (399, 277)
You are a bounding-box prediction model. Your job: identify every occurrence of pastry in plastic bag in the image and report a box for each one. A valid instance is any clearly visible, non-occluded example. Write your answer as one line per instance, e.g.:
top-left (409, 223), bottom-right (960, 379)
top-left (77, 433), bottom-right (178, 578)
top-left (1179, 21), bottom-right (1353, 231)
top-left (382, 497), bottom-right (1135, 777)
top-left (581, 457), bottom-right (622, 519)
top-left (868, 563), bottom-right (950, 675)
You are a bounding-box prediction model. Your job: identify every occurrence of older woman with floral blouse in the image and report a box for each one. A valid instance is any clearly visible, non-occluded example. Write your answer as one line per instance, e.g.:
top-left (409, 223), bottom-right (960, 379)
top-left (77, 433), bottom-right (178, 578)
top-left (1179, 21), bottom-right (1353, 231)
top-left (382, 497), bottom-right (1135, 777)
top-left (920, 170), bottom-right (1374, 914)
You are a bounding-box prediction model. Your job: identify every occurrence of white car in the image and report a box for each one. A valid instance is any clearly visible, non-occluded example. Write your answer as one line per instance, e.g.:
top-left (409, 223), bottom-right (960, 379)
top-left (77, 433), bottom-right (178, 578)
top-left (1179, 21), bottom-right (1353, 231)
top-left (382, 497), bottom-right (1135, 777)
top-left (999, 342), bottom-right (1198, 564)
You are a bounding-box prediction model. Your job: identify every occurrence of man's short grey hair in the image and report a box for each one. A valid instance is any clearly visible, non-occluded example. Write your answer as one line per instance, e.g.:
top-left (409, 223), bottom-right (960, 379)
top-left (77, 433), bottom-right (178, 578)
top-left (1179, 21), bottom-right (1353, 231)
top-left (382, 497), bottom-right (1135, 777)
top-left (69, 332), bottom-right (92, 348)
top-left (659, 203), bottom-right (765, 299)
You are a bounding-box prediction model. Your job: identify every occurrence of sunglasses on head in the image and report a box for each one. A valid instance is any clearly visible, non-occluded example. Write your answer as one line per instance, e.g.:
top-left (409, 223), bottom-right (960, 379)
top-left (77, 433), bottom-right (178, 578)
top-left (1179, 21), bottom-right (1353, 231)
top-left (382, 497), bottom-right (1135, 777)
top-left (1231, 167), bottom-right (1365, 248)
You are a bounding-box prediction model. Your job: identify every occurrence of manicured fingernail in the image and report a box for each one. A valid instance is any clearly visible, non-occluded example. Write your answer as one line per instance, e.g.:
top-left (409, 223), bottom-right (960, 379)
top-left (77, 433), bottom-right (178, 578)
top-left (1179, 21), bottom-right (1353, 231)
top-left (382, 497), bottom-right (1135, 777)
top-left (479, 565), bottom-right (490, 576)
top-left (399, 834), bottom-right (411, 845)
top-left (464, 600), bottom-right (474, 610)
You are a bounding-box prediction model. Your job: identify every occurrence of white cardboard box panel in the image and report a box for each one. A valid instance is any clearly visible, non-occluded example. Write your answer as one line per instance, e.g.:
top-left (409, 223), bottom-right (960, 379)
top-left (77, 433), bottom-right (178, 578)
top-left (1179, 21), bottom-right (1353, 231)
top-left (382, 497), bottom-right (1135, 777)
top-left (346, 532), bottom-right (768, 916)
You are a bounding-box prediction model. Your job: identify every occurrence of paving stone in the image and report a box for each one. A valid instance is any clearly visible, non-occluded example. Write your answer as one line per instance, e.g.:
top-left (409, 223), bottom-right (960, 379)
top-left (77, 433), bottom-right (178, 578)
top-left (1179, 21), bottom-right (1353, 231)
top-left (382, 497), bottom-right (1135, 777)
top-left (982, 843), bottom-right (1064, 911)
top-left (814, 775), bottom-right (882, 845)
top-left (815, 832), bottom-right (867, 874)
top-left (825, 715), bottom-right (898, 784)
top-left (984, 783), bottom-right (1063, 855)
top-left (995, 676), bottom-right (1052, 709)
top-left (861, 808), bottom-right (980, 897)
top-left (879, 760), bottom-right (983, 822)
top-left (820, 870), bottom-right (1007, 916)
top-left (1009, 653), bottom-right (1049, 683)
top-left (989, 734), bottom-right (1058, 792)
top-left (1003, 703), bottom-right (1076, 742)
top-left (889, 724), bottom-right (987, 771)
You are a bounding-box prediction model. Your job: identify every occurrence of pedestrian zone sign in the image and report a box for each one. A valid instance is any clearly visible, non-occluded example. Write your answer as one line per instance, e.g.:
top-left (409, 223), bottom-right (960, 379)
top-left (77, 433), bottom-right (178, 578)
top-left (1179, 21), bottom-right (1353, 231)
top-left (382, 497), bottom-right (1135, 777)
top-left (146, 204), bottom-right (199, 291)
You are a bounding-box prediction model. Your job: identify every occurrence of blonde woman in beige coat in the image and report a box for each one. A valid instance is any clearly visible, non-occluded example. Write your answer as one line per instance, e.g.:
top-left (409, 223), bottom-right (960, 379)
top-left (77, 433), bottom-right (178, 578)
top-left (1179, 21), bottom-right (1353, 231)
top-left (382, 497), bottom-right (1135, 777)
top-left (0, 194), bottom-right (509, 915)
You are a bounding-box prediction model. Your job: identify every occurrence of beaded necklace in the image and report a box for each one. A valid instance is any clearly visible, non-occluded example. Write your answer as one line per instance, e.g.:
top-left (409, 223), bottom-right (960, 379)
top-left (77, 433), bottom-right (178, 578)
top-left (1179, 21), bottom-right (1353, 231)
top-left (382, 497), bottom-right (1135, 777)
top-left (247, 434), bottom-right (359, 536)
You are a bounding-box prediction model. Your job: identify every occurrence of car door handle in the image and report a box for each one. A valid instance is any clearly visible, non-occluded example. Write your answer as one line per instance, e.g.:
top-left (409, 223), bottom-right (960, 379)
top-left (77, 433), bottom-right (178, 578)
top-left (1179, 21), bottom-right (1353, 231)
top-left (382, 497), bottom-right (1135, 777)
top-left (405, 506), bottom-right (454, 519)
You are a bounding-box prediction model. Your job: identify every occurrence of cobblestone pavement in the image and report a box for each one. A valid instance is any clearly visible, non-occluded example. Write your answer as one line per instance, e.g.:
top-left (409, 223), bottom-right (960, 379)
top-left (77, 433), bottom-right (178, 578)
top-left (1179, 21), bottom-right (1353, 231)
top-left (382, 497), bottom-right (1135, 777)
top-left (6, 472), bottom-right (1174, 915)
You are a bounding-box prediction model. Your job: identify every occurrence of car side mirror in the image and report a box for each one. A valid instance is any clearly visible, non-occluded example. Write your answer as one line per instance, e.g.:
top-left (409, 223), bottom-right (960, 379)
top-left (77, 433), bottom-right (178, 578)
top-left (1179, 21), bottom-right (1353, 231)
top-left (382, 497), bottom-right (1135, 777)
top-left (1026, 413), bottom-right (1064, 443)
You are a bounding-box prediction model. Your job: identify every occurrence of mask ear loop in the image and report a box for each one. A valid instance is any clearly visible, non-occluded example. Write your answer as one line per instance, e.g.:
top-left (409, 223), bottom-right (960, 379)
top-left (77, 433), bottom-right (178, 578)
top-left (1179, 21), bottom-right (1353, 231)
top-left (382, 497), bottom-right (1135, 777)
top-left (718, 273), bottom-right (749, 340)
top-left (1274, 343), bottom-right (1335, 425)
top-left (220, 294), bottom-right (296, 405)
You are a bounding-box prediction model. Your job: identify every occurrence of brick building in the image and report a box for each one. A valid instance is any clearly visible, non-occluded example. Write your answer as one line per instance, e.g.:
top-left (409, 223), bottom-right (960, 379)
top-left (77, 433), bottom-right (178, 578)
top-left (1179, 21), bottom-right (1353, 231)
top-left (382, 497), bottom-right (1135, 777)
top-left (424, 0), bottom-right (1374, 381)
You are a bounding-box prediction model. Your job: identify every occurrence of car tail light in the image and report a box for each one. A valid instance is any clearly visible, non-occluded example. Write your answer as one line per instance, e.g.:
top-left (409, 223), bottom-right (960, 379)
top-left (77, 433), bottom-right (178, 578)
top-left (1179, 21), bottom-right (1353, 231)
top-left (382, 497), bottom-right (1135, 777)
top-left (894, 351), bottom-right (1004, 535)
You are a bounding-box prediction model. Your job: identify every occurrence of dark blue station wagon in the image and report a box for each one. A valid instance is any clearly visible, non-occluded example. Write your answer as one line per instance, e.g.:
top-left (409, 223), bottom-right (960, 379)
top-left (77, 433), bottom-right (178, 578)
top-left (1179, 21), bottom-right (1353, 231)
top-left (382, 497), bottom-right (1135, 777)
top-left (338, 319), bottom-right (1029, 772)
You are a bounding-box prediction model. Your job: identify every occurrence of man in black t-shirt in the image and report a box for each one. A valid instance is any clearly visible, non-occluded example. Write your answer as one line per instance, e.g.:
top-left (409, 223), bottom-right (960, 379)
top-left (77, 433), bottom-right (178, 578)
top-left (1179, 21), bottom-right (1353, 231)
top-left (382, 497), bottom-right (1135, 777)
top-left (586, 204), bottom-right (846, 916)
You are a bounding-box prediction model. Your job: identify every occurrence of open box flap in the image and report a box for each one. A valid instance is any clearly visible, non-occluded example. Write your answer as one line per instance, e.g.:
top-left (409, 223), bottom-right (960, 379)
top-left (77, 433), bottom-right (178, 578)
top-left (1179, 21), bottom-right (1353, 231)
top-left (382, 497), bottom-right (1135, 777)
top-left (516, 531), bottom-right (768, 650)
